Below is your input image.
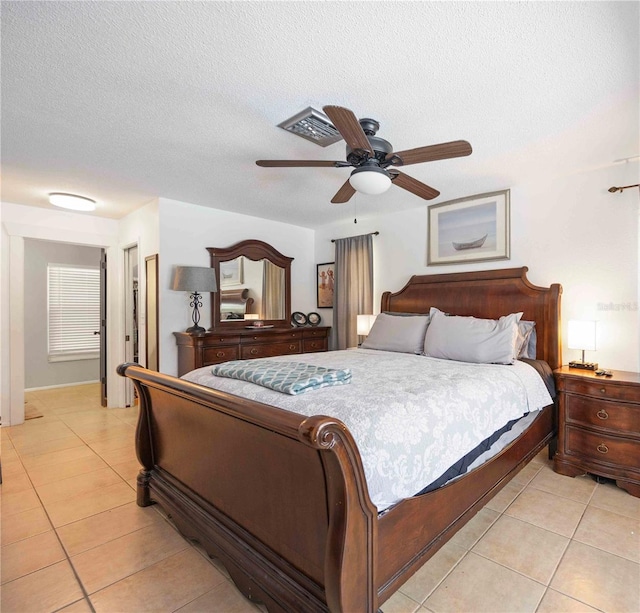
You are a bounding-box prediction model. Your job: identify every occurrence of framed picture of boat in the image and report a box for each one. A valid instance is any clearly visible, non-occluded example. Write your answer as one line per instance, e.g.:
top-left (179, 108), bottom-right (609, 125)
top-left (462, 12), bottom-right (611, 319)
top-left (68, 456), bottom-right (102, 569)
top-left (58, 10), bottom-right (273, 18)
top-left (427, 189), bottom-right (510, 265)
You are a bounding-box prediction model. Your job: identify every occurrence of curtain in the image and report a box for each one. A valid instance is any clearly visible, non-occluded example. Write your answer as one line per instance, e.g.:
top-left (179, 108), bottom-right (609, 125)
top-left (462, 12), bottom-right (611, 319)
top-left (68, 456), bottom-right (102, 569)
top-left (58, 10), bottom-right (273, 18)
top-left (333, 234), bottom-right (374, 350)
top-left (262, 260), bottom-right (284, 319)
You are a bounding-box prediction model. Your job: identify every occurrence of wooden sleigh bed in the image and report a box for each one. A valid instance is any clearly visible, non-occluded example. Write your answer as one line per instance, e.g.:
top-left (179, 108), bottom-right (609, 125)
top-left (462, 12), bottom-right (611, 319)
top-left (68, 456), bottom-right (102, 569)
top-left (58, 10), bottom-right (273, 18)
top-left (118, 267), bottom-right (562, 612)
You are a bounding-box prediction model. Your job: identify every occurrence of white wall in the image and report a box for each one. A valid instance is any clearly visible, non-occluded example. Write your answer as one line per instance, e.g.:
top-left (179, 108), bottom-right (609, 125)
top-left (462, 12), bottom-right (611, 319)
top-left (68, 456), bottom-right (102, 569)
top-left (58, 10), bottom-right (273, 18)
top-left (157, 198), bottom-right (317, 375)
top-left (315, 162), bottom-right (640, 372)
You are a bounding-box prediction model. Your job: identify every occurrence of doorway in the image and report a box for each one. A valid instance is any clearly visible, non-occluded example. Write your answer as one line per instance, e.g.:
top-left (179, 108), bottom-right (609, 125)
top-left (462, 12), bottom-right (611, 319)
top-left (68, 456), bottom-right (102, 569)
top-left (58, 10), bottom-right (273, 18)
top-left (23, 239), bottom-right (102, 392)
top-left (5, 223), bottom-right (124, 426)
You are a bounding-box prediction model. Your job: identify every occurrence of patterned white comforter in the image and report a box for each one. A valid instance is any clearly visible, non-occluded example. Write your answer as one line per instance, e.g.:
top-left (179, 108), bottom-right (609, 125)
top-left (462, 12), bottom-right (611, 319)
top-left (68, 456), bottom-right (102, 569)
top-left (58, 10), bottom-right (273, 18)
top-left (183, 349), bottom-right (552, 511)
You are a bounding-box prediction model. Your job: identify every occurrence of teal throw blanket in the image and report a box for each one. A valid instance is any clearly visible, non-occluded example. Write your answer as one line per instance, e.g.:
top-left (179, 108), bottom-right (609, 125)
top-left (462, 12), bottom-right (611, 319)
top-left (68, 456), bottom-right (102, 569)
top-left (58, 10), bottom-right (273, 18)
top-left (211, 359), bottom-right (352, 395)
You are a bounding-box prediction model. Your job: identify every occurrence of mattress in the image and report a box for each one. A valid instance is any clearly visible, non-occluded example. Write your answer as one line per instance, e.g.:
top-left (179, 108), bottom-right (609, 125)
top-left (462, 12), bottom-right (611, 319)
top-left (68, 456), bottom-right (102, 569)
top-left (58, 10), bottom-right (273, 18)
top-left (183, 349), bottom-right (553, 512)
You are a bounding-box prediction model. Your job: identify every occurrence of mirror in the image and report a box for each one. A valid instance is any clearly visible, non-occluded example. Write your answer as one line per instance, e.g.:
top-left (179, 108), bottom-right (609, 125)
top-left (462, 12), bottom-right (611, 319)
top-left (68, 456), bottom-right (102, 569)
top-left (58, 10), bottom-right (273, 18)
top-left (208, 240), bottom-right (293, 330)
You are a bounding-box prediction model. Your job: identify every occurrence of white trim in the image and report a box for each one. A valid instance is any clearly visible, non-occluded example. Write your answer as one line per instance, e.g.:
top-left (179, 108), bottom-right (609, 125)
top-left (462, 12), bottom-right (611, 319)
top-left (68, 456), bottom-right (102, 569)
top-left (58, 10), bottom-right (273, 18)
top-left (9, 236), bottom-right (25, 425)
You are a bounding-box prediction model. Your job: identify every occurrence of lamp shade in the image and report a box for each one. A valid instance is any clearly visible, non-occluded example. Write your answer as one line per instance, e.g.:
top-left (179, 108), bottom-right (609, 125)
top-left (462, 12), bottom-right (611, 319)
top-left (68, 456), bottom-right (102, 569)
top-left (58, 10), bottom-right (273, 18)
top-left (567, 320), bottom-right (596, 351)
top-left (349, 167), bottom-right (392, 195)
top-left (172, 266), bottom-right (218, 292)
top-left (357, 314), bottom-right (377, 336)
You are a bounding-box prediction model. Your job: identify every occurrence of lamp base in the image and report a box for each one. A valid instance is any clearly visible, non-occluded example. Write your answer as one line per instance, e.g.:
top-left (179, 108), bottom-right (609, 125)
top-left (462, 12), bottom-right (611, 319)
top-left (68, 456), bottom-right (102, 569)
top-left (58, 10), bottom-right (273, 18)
top-left (568, 360), bottom-right (598, 371)
top-left (186, 325), bottom-right (206, 335)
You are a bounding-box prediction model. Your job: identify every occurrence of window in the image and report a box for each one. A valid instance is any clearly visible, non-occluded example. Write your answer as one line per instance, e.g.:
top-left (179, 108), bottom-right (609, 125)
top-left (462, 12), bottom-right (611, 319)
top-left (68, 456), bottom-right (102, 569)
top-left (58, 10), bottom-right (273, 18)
top-left (48, 264), bottom-right (100, 362)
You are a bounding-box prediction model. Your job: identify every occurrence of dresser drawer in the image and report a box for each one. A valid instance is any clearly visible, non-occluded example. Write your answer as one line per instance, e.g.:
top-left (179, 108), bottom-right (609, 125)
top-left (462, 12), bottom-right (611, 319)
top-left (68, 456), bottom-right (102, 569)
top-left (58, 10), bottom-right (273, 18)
top-left (565, 426), bottom-right (640, 470)
top-left (241, 341), bottom-right (302, 359)
top-left (303, 338), bottom-right (327, 353)
top-left (560, 378), bottom-right (640, 404)
top-left (205, 335), bottom-right (242, 346)
top-left (303, 328), bottom-right (328, 338)
top-left (203, 346), bottom-right (239, 365)
top-left (565, 395), bottom-right (640, 432)
top-left (241, 331), bottom-right (303, 345)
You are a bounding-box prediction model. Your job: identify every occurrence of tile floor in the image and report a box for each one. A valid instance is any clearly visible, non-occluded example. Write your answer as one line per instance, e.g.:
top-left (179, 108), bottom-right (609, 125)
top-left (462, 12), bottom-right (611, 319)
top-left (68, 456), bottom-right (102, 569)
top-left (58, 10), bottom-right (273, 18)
top-left (1, 383), bottom-right (639, 613)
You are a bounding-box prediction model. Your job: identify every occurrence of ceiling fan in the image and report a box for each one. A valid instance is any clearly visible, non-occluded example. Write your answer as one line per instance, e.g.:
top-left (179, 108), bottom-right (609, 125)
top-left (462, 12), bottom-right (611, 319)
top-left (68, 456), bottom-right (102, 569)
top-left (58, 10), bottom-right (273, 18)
top-left (256, 105), bottom-right (472, 204)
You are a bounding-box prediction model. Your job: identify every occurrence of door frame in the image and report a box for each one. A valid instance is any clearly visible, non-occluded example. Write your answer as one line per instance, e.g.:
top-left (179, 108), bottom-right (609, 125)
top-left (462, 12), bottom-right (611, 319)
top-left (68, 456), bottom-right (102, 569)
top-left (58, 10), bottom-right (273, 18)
top-left (123, 244), bottom-right (139, 406)
top-left (3, 221), bottom-right (124, 425)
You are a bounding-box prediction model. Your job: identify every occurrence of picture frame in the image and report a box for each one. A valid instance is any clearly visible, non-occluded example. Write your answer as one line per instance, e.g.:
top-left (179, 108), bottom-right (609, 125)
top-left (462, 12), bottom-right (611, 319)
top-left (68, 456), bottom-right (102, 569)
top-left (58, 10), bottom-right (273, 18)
top-left (220, 257), bottom-right (243, 287)
top-left (427, 189), bottom-right (510, 265)
top-left (316, 262), bottom-right (335, 308)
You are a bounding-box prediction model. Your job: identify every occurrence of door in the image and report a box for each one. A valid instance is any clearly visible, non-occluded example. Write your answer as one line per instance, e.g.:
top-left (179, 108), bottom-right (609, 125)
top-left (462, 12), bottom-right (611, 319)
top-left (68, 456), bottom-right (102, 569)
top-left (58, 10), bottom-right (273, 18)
top-left (100, 249), bottom-right (107, 407)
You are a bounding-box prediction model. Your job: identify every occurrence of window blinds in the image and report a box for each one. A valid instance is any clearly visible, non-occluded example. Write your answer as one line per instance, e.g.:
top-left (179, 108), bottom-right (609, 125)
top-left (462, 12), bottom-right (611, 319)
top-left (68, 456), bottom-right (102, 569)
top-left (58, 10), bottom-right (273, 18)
top-left (48, 264), bottom-right (100, 359)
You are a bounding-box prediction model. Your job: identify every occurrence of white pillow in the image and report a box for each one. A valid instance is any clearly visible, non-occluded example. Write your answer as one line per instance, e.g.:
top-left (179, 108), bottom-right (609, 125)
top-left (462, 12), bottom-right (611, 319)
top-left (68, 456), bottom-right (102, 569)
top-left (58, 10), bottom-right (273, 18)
top-left (361, 312), bottom-right (430, 354)
top-left (424, 308), bottom-right (522, 364)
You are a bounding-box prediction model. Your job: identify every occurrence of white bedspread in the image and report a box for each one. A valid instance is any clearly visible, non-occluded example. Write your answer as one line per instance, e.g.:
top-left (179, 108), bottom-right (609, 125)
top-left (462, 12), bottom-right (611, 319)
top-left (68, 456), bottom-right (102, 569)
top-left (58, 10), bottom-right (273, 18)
top-left (183, 349), bottom-right (552, 511)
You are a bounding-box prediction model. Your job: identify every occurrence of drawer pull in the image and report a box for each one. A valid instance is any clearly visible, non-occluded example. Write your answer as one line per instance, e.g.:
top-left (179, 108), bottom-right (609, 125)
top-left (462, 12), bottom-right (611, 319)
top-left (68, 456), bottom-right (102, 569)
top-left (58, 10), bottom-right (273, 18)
top-left (310, 342), bottom-right (318, 348)
top-left (599, 388), bottom-right (606, 394)
top-left (289, 344), bottom-right (297, 350)
top-left (250, 348), bottom-right (259, 355)
top-left (596, 443), bottom-right (609, 454)
top-left (596, 409), bottom-right (609, 420)
top-left (216, 351), bottom-right (225, 358)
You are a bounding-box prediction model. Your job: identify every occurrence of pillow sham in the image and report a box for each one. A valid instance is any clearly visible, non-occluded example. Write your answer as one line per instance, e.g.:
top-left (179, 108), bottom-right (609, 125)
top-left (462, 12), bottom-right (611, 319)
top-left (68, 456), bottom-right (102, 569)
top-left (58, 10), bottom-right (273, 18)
top-left (361, 312), bottom-right (430, 354)
top-left (424, 308), bottom-right (522, 364)
top-left (516, 321), bottom-right (537, 359)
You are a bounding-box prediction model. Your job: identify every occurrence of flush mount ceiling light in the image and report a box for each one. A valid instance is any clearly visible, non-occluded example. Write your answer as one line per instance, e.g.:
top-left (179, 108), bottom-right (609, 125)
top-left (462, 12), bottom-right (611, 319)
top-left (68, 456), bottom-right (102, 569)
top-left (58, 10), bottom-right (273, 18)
top-left (49, 192), bottom-right (96, 212)
top-left (349, 163), bottom-right (392, 196)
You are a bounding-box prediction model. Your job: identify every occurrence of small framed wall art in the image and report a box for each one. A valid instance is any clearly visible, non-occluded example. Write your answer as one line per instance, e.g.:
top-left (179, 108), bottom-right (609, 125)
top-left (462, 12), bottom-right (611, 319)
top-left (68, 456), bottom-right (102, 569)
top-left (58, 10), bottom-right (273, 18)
top-left (427, 189), bottom-right (510, 265)
top-left (316, 262), bottom-right (335, 308)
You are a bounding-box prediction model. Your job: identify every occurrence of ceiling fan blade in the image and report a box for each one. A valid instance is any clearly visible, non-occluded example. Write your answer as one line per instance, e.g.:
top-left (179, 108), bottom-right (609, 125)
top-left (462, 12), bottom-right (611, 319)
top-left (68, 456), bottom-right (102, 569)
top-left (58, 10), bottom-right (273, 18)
top-left (387, 140), bottom-right (472, 166)
top-left (331, 179), bottom-right (356, 204)
top-left (256, 160), bottom-right (346, 167)
top-left (323, 106), bottom-right (374, 157)
top-left (391, 170), bottom-right (440, 200)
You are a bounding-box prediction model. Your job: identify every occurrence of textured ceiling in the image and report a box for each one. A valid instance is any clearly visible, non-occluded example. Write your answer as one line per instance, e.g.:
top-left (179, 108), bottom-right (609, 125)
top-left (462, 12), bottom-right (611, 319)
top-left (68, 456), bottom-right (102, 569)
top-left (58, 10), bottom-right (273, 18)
top-left (1, 1), bottom-right (638, 228)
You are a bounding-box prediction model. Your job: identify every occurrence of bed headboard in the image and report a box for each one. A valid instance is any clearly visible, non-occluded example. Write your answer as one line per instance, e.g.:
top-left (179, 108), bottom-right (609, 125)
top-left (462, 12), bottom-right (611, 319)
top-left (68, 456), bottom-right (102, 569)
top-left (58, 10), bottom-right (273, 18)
top-left (381, 267), bottom-right (562, 370)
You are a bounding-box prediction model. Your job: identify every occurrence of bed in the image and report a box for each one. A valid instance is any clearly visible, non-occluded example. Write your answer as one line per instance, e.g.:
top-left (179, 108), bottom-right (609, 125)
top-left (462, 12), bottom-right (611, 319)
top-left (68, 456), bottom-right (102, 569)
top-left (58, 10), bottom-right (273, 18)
top-left (118, 266), bottom-right (561, 612)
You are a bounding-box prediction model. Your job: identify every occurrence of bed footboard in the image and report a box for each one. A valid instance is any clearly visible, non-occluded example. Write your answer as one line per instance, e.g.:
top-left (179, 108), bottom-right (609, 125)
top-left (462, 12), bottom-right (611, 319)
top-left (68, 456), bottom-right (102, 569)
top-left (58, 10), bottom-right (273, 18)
top-left (118, 363), bottom-right (378, 613)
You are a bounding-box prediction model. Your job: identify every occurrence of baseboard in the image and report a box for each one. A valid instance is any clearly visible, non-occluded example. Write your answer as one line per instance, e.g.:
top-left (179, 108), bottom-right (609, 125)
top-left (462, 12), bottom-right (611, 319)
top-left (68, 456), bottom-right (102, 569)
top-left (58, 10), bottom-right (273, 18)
top-left (25, 380), bottom-right (100, 392)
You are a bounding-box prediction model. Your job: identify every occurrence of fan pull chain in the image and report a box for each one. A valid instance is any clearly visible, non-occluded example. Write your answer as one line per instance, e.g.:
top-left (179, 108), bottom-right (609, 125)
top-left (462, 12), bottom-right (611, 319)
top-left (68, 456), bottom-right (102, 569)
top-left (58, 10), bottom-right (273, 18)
top-left (354, 194), bottom-right (358, 224)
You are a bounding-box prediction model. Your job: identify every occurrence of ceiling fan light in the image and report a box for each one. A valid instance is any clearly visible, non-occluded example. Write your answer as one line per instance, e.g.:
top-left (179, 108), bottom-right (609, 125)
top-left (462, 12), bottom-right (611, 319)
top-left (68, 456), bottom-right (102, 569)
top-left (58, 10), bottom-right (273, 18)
top-left (349, 166), bottom-right (392, 195)
top-left (49, 192), bottom-right (96, 212)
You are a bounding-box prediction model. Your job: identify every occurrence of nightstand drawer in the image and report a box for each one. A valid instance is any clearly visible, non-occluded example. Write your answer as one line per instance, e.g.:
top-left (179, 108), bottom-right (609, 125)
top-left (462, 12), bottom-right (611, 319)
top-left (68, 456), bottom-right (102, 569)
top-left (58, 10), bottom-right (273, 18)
top-left (560, 378), bottom-right (640, 404)
top-left (565, 426), bottom-right (640, 469)
top-left (241, 341), bottom-right (302, 359)
top-left (203, 346), bottom-right (239, 365)
top-left (566, 395), bottom-right (640, 432)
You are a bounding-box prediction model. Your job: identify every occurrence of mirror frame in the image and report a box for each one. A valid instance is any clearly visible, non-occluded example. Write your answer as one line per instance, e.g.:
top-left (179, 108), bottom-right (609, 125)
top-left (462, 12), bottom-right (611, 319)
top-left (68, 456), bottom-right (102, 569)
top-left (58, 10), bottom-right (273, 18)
top-left (207, 239), bottom-right (293, 330)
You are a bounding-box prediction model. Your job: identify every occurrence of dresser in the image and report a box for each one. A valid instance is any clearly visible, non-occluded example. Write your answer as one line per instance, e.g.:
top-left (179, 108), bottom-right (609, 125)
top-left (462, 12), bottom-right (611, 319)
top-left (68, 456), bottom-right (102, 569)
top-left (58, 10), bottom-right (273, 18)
top-left (174, 326), bottom-right (331, 377)
top-left (553, 366), bottom-right (640, 497)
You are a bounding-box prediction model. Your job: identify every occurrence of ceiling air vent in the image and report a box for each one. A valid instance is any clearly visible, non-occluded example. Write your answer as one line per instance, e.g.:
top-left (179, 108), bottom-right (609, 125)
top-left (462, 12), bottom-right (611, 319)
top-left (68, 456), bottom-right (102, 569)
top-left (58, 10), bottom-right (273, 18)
top-left (277, 107), bottom-right (342, 147)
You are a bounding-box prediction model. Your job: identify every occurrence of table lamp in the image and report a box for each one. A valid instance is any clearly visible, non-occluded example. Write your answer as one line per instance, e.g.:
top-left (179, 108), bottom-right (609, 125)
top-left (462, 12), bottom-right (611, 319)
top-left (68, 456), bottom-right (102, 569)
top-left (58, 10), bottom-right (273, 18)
top-left (567, 320), bottom-right (598, 370)
top-left (172, 266), bottom-right (218, 334)
top-left (357, 314), bottom-right (377, 346)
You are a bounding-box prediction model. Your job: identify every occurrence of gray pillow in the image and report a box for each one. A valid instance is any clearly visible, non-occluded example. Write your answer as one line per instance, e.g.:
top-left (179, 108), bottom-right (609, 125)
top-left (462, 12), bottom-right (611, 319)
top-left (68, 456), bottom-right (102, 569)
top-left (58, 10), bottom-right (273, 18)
top-left (361, 312), bottom-right (430, 354)
top-left (516, 321), bottom-right (537, 359)
top-left (424, 308), bottom-right (522, 364)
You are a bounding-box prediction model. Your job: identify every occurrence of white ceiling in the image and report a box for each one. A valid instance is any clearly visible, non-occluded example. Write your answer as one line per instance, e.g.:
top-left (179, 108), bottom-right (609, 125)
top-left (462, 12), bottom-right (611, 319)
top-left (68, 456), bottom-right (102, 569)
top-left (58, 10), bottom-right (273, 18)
top-left (2, 1), bottom-right (638, 228)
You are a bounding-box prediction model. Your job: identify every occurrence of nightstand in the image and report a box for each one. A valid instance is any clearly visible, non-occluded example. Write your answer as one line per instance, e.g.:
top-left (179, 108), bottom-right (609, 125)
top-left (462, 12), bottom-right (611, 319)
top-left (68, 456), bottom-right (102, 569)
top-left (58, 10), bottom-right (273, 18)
top-left (553, 366), bottom-right (640, 497)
